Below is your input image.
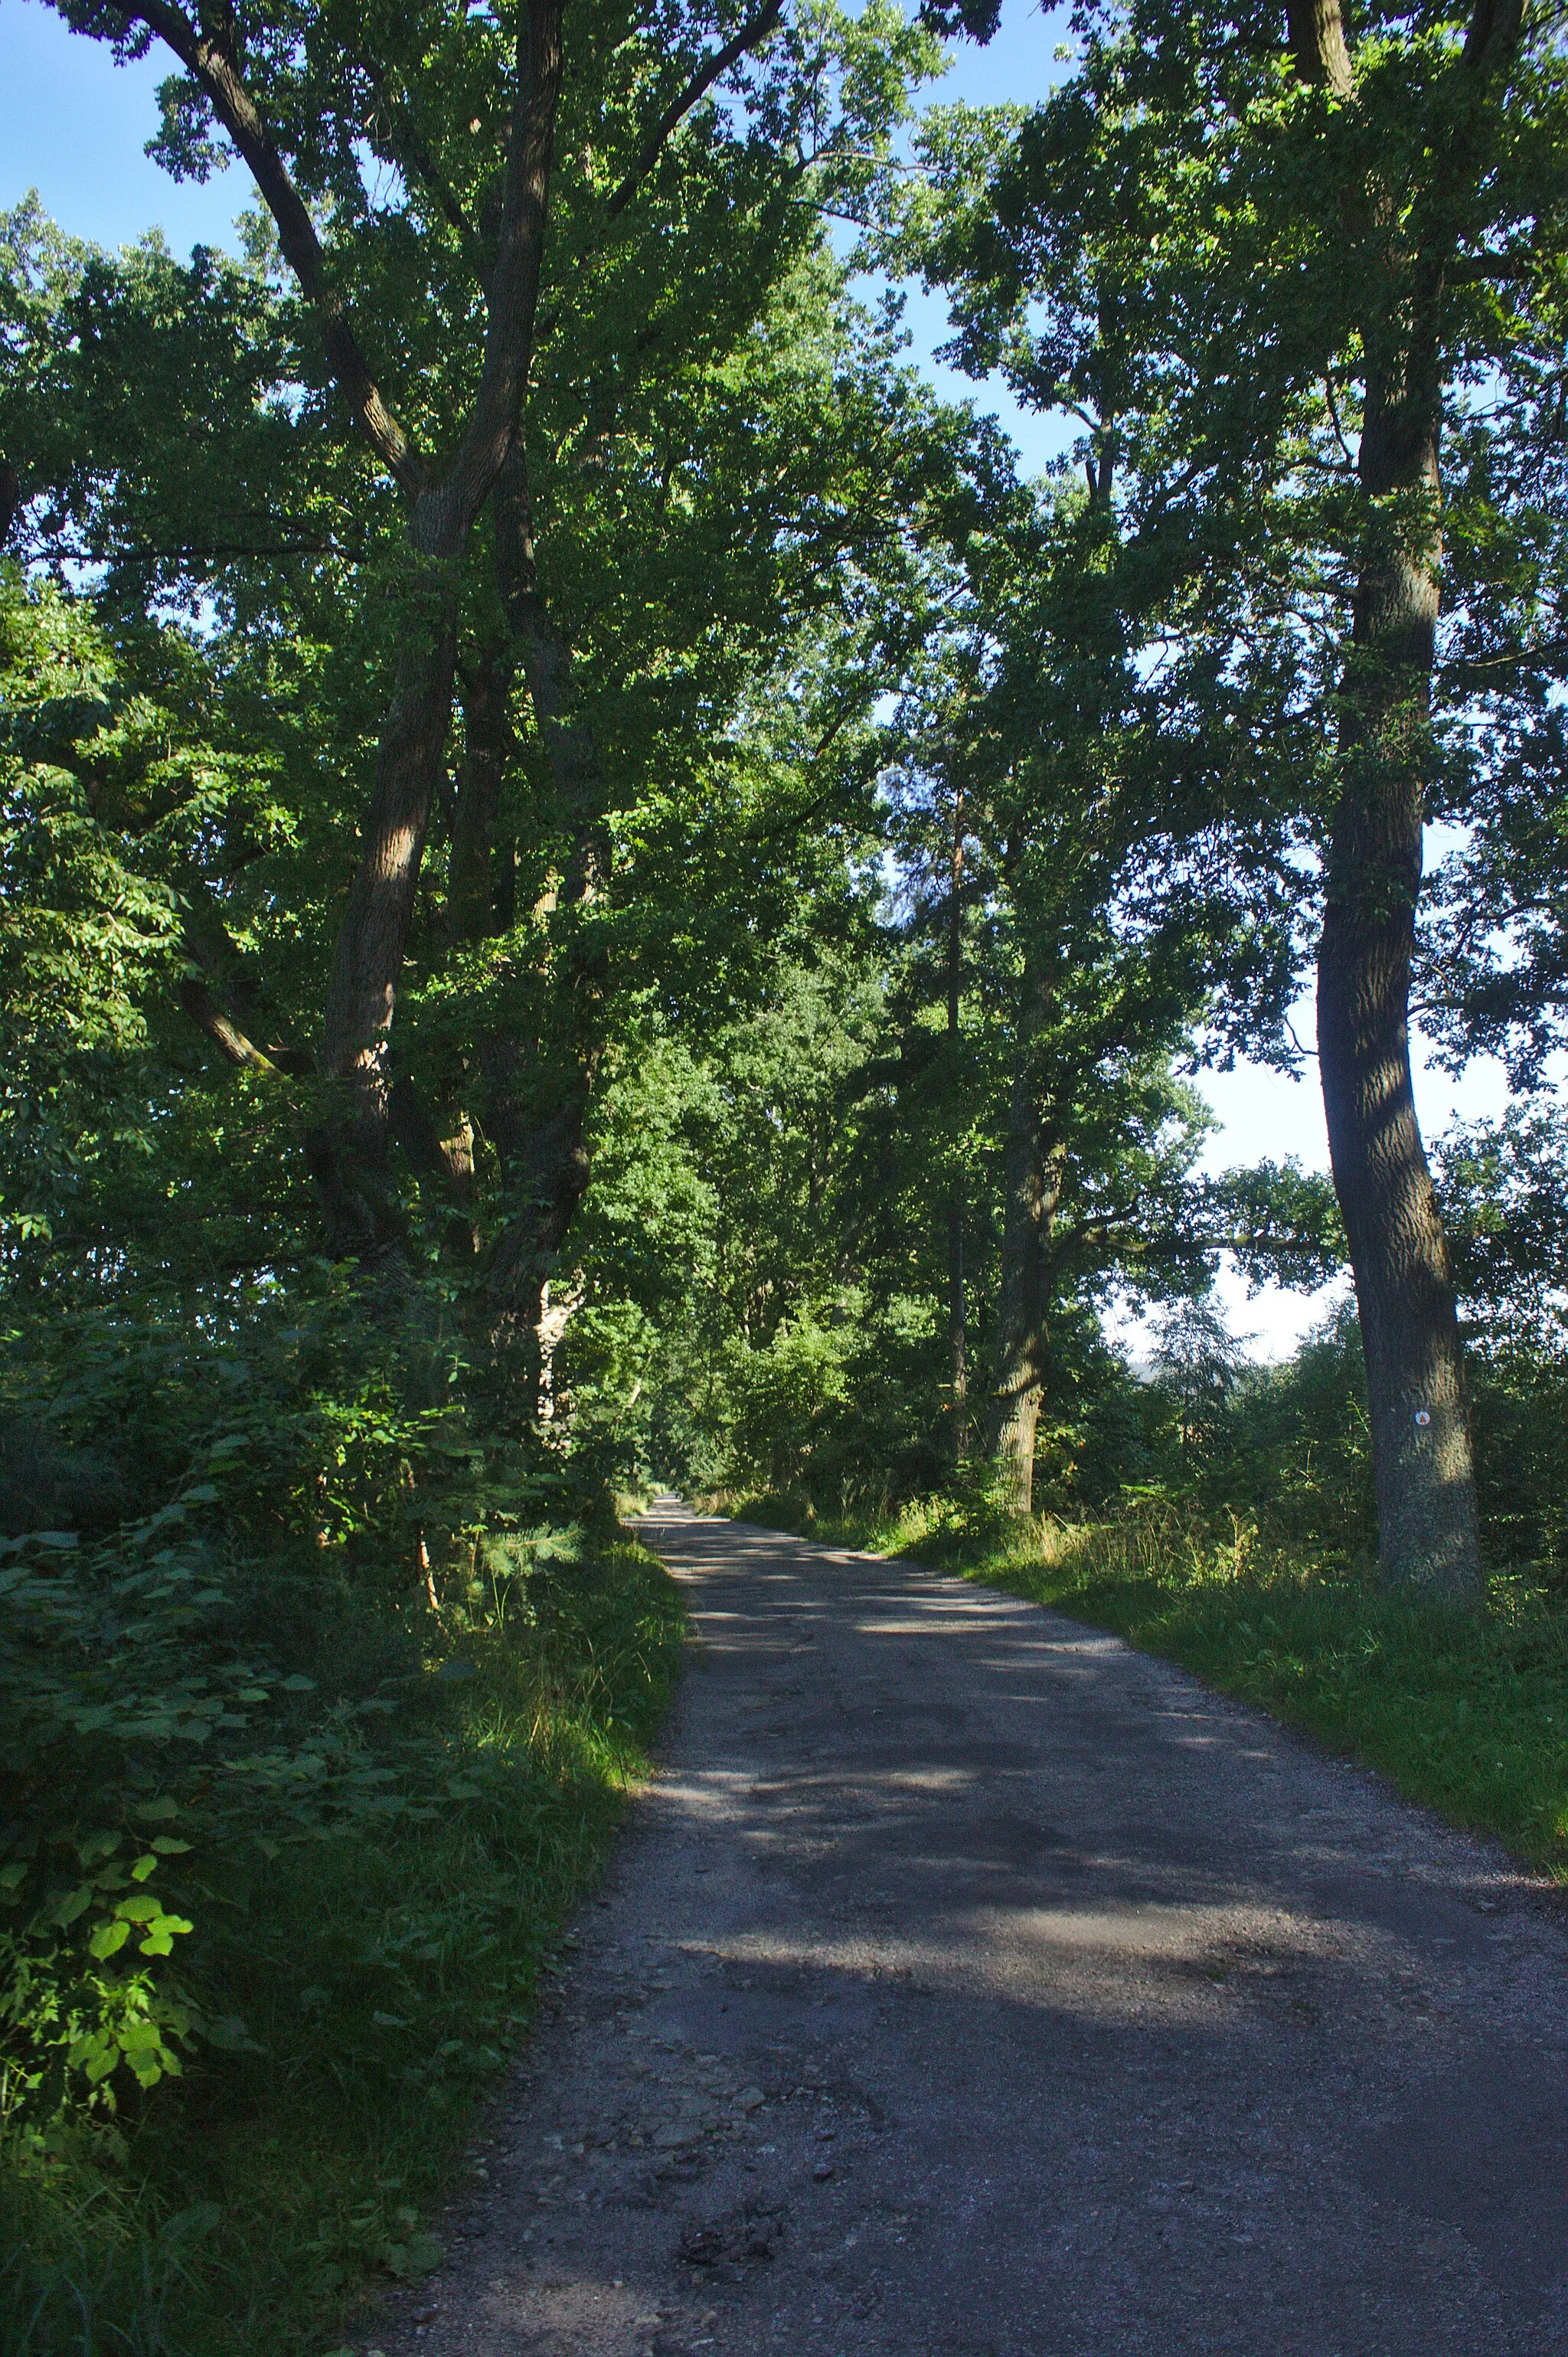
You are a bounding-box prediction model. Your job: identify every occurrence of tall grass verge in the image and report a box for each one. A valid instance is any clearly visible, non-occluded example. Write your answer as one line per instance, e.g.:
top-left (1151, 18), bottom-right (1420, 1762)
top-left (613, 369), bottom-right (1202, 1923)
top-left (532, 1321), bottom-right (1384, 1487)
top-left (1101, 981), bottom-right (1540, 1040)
top-left (724, 1485), bottom-right (1568, 1881)
top-left (0, 1531), bottom-right (683, 2357)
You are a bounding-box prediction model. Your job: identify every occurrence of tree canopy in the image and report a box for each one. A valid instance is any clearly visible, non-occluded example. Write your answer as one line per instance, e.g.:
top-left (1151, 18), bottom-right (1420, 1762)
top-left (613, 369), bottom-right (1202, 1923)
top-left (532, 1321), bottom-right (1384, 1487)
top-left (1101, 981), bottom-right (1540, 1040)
top-left (4, 0), bottom-right (1568, 2335)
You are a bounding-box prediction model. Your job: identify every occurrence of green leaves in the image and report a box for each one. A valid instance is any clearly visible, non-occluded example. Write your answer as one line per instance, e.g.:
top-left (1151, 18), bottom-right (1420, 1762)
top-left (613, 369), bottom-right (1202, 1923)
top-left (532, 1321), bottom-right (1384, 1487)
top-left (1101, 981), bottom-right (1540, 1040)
top-left (376, 2229), bottom-right (445, 2278)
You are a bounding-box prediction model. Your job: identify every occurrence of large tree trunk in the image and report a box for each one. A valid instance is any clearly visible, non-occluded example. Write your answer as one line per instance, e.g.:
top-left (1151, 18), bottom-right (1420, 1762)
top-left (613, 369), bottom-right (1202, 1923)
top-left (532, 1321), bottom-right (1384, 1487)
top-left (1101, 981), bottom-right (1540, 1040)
top-left (946, 782), bottom-right (969, 1460)
top-left (311, 0), bottom-right (565, 1247)
top-left (949, 1211), bottom-right (969, 1460)
top-left (988, 971), bottom-right (1063, 1517)
top-left (1317, 361), bottom-right (1481, 1598)
top-left (377, 651), bottom-right (514, 1260)
top-left (447, 641), bottom-right (515, 946)
top-left (311, 612), bottom-right (457, 1254)
top-left (376, 446), bottom-right (605, 1415)
top-left (431, 447), bottom-right (606, 1418)
top-left (1284, 0), bottom-right (1519, 1600)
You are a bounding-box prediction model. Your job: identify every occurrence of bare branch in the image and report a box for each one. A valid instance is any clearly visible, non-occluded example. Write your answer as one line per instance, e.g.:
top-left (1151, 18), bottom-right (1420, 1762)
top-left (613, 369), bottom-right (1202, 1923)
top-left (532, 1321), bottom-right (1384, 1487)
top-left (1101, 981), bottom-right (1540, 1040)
top-left (41, 538), bottom-right (358, 565)
top-left (1451, 247), bottom-right (1537, 282)
top-left (1323, 373), bottom-right (1356, 468)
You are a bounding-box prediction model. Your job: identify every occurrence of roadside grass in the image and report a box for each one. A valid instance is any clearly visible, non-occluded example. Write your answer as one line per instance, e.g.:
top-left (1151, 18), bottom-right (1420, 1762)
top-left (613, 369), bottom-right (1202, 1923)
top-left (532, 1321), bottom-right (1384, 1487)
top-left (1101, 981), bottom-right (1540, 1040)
top-left (0, 1532), bottom-right (684, 2357)
top-left (721, 1486), bottom-right (1568, 1882)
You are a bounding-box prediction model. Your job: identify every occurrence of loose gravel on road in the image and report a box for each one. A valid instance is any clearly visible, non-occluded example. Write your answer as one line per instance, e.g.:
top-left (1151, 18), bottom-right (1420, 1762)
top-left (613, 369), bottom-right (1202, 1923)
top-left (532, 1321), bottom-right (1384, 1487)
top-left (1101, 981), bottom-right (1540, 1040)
top-left (372, 1502), bottom-right (1568, 2357)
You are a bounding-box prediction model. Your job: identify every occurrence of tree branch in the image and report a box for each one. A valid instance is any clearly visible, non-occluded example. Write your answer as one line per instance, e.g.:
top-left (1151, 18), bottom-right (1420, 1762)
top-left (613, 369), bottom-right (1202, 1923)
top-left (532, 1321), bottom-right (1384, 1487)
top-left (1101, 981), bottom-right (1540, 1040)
top-left (418, 0), bottom-right (566, 553)
top-left (181, 922), bottom-right (312, 1073)
top-left (387, 1073), bottom-right (475, 1208)
top-left (54, 538), bottom-right (359, 565)
top-left (178, 975), bottom-right (282, 1071)
top-left (357, 52), bottom-right (485, 273)
top-left (1286, 0), bottom-right (1354, 96)
top-left (531, 0), bottom-right (786, 358)
top-left (1463, 0), bottom-right (1524, 72)
top-left (129, 0), bottom-right (427, 499)
top-left (606, 0), bottom-right (784, 219)
top-left (1450, 247), bottom-right (1537, 281)
top-left (1323, 373), bottom-right (1356, 468)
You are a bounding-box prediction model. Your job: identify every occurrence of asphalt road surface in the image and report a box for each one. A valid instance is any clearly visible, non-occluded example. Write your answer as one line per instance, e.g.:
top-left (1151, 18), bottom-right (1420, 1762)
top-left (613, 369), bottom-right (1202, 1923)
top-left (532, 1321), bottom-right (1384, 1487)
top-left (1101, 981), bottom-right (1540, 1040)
top-left (377, 1502), bottom-right (1568, 2357)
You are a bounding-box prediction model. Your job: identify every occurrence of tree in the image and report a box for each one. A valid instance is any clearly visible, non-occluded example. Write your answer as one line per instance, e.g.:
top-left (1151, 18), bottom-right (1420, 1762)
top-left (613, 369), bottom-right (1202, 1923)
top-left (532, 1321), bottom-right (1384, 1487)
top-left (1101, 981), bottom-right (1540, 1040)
top-left (880, 428), bottom-right (1312, 1512)
top-left (27, 0), bottom-right (936, 1281)
top-left (1149, 1296), bottom-right (1247, 1463)
top-left (911, 0), bottom-right (1568, 1590)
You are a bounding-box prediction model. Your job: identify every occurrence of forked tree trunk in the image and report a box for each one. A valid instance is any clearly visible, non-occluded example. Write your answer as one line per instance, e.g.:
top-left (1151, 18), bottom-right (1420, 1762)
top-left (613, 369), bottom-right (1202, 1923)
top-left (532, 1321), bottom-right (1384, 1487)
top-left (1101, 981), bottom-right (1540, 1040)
top-left (380, 649), bottom-right (512, 1261)
top-left (384, 449), bottom-right (607, 1415)
top-left (139, 0), bottom-right (569, 1259)
top-left (1317, 366), bottom-right (1481, 1598)
top-left (311, 0), bottom-right (565, 1253)
top-left (126, 0), bottom-right (782, 1273)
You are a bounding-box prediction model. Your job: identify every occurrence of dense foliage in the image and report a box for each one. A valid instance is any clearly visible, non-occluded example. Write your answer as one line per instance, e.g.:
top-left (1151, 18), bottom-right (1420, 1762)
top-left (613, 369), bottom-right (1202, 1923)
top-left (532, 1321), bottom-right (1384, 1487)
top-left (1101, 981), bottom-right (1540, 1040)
top-left (4, 0), bottom-right (1568, 2342)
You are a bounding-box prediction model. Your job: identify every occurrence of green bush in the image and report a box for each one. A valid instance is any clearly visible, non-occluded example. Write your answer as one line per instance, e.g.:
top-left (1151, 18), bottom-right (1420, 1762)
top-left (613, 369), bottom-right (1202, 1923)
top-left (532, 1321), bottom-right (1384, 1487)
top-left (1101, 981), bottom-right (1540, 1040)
top-left (0, 1277), bottom-right (684, 2356)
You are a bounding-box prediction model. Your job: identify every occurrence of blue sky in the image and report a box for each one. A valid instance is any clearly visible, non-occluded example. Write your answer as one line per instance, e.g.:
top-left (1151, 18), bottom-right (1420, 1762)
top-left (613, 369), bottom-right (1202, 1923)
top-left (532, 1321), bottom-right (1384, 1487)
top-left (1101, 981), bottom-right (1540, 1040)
top-left (2, 0), bottom-right (250, 253)
top-left (1, 0), bottom-right (1525, 1353)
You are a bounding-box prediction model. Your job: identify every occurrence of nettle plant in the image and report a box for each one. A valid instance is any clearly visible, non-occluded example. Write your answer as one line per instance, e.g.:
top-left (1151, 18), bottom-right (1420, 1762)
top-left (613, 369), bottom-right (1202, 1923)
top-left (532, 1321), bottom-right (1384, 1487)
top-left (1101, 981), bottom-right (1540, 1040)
top-left (0, 1520), bottom-right (247, 2116)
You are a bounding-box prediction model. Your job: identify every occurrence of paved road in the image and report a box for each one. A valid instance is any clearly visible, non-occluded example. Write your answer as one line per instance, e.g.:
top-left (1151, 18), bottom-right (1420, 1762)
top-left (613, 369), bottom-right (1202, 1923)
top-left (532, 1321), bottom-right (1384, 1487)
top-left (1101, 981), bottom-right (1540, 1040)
top-left (384, 1504), bottom-right (1568, 2357)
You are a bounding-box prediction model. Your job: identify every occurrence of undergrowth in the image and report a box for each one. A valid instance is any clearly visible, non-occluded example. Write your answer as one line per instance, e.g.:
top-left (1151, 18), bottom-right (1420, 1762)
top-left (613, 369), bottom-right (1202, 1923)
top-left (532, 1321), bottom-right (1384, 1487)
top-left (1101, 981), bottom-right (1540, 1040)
top-left (723, 1484), bottom-right (1568, 1881)
top-left (0, 1529), bottom-right (683, 2357)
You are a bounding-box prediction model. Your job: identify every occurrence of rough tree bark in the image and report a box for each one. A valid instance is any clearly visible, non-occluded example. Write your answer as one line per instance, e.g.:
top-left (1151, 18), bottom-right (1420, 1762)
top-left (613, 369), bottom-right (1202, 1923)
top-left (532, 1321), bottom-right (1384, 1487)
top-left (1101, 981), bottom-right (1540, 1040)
top-left (390, 444), bottom-right (608, 1414)
top-left (475, 446), bottom-right (609, 1407)
top-left (312, 616), bottom-right (460, 1250)
top-left (988, 966), bottom-right (1063, 1516)
top-left (1317, 365), bottom-right (1481, 1596)
top-left (383, 658), bottom-right (487, 1265)
top-left (1291, 0), bottom-right (1520, 1595)
top-left (389, 549), bottom-right (597, 1411)
top-left (946, 780), bottom-right (969, 1459)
